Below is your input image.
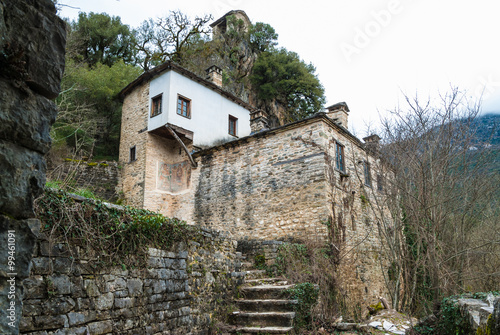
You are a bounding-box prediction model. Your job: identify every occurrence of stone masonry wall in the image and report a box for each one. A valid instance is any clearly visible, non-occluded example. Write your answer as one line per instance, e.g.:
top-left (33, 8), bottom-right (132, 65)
top-left (48, 161), bottom-right (120, 201)
top-left (316, 121), bottom-right (390, 308)
top-left (21, 226), bottom-right (242, 334)
top-left (0, 1), bottom-right (66, 334)
top-left (118, 81), bottom-right (149, 208)
top-left (190, 119), bottom-right (331, 241)
top-left (184, 117), bottom-right (389, 305)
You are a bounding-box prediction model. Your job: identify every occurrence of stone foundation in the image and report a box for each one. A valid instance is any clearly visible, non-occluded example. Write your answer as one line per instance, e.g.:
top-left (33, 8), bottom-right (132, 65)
top-left (21, 227), bottom-right (242, 334)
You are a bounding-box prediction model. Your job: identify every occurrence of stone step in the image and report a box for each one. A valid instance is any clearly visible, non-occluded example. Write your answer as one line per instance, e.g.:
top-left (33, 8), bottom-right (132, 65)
top-left (240, 284), bottom-right (294, 300)
top-left (237, 299), bottom-right (298, 312)
top-left (231, 312), bottom-right (295, 328)
top-left (235, 326), bottom-right (294, 334)
top-left (243, 269), bottom-right (267, 280)
top-left (241, 261), bottom-right (254, 269)
top-left (244, 277), bottom-right (288, 286)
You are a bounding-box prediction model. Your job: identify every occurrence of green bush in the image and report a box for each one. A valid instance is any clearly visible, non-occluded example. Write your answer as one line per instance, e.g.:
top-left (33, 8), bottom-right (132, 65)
top-left (35, 189), bottom-right (198, 269)
top-left (286, 282), bottom-right (319, 330)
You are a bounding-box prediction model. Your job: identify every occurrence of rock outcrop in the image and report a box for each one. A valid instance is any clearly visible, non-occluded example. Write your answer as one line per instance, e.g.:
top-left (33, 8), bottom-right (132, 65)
top-left (0, 0), bottom-right (66, 333)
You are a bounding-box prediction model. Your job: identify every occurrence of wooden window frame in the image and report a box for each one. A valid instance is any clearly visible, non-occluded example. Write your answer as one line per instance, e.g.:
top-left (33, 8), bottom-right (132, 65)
top-left (151, 94), bottom-right (162, 118)
top-left (228, 115), bottom-right (238, 137)
top-left (335, 141), bottom-right (345, 172)
top-left (129, 145), bottom-right (136, 162)
top-left (177, 94), bottom-right (191, 118)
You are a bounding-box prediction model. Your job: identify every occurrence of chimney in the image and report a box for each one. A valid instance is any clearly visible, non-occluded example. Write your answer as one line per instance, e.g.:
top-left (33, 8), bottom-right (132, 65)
top-left (205, 65), bottom-right (223, 87)
top-left (326, 102), bottom-right (349, 129)
top-left (363, 134), bottom-right (381, 153)
top-left (250, 109), bottom-right (269, 133)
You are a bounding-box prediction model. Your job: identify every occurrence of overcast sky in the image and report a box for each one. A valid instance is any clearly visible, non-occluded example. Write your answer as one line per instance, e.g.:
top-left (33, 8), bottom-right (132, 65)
top-left (59, 0), bottom-right (500, 135)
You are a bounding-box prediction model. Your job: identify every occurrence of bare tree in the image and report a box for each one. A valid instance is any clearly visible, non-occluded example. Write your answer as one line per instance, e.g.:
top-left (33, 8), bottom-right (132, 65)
top-left (372, 88), bottom-right (500, 314)
top-left (134, 11), bottom-right (213, 70)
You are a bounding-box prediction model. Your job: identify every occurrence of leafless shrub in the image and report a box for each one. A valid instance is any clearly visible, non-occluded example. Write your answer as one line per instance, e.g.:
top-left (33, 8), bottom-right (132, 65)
top-left (374, 88), bottom-right (500, 315)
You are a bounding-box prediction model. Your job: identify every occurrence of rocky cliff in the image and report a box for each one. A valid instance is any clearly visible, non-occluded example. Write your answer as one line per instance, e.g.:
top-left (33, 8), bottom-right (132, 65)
top-left (0, 0), bottom-right (66, 333)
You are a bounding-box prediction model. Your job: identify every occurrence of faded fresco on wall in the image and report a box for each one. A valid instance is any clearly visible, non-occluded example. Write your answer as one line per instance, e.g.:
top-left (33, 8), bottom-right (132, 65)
top-left (157, 160), bottom-right (191, 192)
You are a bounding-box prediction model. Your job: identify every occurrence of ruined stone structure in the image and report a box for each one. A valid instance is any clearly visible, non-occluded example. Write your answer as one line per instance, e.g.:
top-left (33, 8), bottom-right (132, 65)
top-left (0, 1), bottom-right (66, 333)
top-left (210, 10), bottom-right (251, 36)
top-left (119, 53), bottom-right (392, 304)
top-left (48, 160), bottom-right (121, 202)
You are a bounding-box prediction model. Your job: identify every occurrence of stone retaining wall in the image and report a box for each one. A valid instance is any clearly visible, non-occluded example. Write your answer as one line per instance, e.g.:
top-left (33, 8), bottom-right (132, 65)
top-left (237, 239), bottom-right (285, 266)
top-left (48, 161), bottom-right (120, 202)
top-left (20, 228), bottom-right (242, 334)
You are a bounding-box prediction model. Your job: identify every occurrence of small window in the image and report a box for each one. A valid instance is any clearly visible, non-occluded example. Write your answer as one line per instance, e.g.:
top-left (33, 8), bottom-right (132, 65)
top-left (364, 161), bottom-right (372, 187)
top-left (177, 95), bottom-right (191, 118)
top-left (377, 174), bottom-right (384, 192)
top-left (151, 94), bottom-right (162, 117)
top-left (335, 142), bottom-right (345, 172)
top-left (229, 115), bottom-right (238, 136)
top-left (129, 146), bottom-right (136, 162)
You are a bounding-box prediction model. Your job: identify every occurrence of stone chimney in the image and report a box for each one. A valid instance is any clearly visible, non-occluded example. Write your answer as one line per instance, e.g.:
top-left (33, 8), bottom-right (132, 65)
top-left (363, 134), bottom-right (381, 153)
top-left (250, 109), bottom-right (269, 133)
top-left (205, 65), bottom-right (223, 87)
top-left (326, 102), bottom-right (349, 129)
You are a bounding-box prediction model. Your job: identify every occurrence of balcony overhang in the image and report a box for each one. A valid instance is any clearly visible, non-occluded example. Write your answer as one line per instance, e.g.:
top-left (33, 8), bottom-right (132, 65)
top-left (149, 123), bottom-right (194, 142)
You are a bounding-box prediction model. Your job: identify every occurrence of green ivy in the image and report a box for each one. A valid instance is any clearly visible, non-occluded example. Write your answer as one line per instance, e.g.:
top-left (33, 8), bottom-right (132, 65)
top-left (35, 189), bottom-right (200, 269)
top-left (414, 292), bottom-right (500, 335)
top-left (286, 282), bottom-right (319, 331)
top-left (273, 243), bottom-right (308, 275)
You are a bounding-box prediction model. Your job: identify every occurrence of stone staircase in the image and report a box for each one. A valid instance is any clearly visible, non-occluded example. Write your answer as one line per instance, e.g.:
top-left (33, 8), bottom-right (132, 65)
top-left (230, 261), bottom-right (297, 334)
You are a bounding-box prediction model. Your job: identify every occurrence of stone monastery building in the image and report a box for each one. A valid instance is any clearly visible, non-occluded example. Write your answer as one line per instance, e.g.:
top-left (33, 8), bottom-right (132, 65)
top-left (118, 10), bottom-right (391, 301)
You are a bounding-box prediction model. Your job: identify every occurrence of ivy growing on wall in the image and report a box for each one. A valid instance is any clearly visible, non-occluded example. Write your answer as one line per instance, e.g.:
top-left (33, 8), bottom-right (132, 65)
top-left (35, 189), bottom-right (200, 268)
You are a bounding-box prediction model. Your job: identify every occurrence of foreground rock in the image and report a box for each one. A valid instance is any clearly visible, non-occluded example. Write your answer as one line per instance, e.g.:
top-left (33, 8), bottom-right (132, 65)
top-left (0, 0), bottom-right (66, 333)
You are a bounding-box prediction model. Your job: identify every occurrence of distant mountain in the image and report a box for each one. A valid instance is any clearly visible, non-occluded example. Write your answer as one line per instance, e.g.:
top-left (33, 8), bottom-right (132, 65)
top-left (471, 113), bottom-right (500, 147)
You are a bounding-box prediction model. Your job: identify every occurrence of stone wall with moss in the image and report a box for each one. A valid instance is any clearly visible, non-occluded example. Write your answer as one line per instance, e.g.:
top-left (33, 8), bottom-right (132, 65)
top-left (21, 191), bottom-right (242, 334)
top-left (48, 160), bottom-right (120, 202)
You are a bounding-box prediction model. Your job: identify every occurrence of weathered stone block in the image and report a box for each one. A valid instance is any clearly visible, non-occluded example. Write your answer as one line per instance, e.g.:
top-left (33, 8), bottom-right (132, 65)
top-left (67, 312), bottom-right (86, 327)
top-left (147, 248), bottom-right (167, 257)
top-left (153, 280), bottom-right (167, 294)
top-left (19, 316), bottom-right (35, 332)
top-left (39, 241), bottom-right (72, 258)
top-left (23, 276), bottom-right (46, 300)
top-left (114, 297), bottom-right (134, 309)
top-left (147, 256), bottom-right (164, 268)
top-left (50, 274), bottom-right (71, 295)
top-left (113, 289), bottom-right (128, 298)
top-left (84, 280), bottom-right (99, 297)
top-left (127, 278), bottom-right (143, 296)
top-left (87, 320), bottom-right (113, 334)
top-left (52, 257), bottom-right (75, 274)
top-left (95, 292), bottom-right (114, 310)
top-left (76, 297), bottom-right (91, 310)
top-left (33, 315), bottom-right (67, 330)
top-left (44, 296), bottom-right (75, 314)
top-left (31, 257), bottom-right (52, 275)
